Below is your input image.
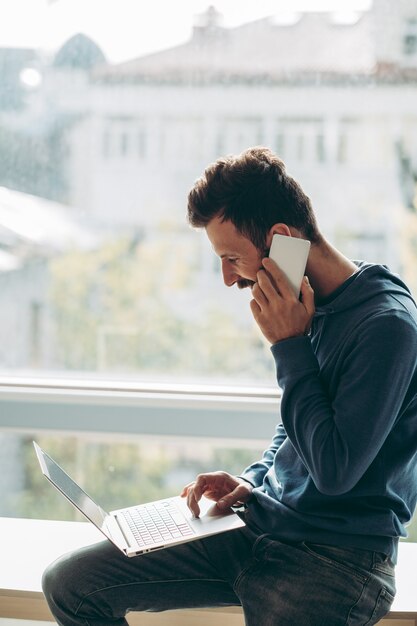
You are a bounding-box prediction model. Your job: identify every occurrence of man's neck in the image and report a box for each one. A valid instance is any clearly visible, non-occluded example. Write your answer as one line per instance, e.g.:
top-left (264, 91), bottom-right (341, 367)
top-left (306, 239), bottom-right (358, 301)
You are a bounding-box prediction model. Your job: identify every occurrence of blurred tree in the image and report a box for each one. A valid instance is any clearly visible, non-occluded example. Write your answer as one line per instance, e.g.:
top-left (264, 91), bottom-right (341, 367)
top-left (15, 436), bottom-right (175, 520)
top-left (48, 232), bottom-right (273, 380)
top-left (211, 447), bottom-right (265, 476)
top-left (14, 435), bottom-right (268, 521)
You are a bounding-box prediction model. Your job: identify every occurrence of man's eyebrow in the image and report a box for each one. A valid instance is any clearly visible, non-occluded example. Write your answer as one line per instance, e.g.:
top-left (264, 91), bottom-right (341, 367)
top-left (219, 252), bottom-right (240, 259)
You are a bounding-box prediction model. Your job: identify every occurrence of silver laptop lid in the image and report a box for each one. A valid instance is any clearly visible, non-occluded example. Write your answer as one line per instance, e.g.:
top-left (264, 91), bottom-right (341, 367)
top-left (33, 441), bottom-right (110, 534)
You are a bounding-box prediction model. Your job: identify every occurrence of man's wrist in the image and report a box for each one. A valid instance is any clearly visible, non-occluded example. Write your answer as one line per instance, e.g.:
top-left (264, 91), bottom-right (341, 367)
top-left (237, 475), bottom-right (255, 488)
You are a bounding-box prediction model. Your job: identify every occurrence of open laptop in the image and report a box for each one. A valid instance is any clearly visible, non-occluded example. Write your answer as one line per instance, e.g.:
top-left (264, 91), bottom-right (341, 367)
top-left (33, 441), bottom-right (245, 557)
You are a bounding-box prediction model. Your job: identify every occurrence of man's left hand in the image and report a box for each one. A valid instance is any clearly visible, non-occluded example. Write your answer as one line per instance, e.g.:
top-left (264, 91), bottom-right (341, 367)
top-left (250, 257), bottom-right (315, 344)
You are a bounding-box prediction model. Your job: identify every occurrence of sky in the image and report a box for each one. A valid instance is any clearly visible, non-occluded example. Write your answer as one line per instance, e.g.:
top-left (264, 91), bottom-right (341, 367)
top-left (0, 0), bottom-right (373, 64)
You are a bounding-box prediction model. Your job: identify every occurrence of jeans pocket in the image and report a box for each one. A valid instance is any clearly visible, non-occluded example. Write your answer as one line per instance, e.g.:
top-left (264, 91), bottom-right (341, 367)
top-left (301, 542), bottom-right (369, 584)
top-left (373, 558), bottom-right (396, 578)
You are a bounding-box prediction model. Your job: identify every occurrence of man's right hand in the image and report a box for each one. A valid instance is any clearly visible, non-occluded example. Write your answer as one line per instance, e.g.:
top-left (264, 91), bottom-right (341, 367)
top-left (180, 471), bottom-right (253, 518)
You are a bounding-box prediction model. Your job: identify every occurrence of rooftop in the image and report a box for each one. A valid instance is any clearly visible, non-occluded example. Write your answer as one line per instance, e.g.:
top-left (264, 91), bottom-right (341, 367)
top-left (93, 4), bottom-right (417, 86)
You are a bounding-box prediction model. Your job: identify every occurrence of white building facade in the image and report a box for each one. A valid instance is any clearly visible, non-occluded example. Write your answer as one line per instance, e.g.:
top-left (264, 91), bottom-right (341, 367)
top-left (41, 0), bottom-right (416, 284)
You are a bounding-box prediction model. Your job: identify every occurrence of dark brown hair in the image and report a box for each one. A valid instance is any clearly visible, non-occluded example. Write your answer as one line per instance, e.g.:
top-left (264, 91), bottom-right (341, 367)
top-left (187, 146), bottom-right (322, 249)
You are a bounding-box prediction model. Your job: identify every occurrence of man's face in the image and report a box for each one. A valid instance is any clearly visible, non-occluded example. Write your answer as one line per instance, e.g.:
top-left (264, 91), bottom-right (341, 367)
top-left (205, 216), bottom-right (264, 289)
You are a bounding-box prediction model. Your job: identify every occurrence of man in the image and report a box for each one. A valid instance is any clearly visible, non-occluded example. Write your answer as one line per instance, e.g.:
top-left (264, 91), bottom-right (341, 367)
top-left (43, 147), bottom-right (417, 625)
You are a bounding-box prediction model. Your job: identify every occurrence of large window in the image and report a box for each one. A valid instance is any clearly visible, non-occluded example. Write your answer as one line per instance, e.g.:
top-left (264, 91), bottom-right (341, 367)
top-left (2, 0), bottom-right (417, 384)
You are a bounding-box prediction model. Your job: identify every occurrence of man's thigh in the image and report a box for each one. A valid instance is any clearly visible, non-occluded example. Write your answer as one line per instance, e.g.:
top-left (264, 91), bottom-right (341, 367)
top-left (43, 525), bottom-right (258, 624)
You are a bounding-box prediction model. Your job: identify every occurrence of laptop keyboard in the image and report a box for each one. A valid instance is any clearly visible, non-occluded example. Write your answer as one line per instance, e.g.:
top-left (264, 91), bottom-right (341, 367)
top-left (122, 500), bottom-right (195, 546)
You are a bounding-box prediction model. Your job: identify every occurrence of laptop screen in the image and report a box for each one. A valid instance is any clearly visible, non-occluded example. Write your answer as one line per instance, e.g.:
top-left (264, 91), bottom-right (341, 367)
top-left (33, 442), bottom-right (109, 529)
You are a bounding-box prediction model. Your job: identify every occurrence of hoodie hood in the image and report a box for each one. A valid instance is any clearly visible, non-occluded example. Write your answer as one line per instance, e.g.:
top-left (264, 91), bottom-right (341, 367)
top-left (314, 262), bottom-right (415, 317)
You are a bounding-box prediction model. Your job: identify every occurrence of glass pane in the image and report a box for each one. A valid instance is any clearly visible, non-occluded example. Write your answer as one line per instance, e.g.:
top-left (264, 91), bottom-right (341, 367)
top-left (0, 432), bottom-right (265, 521)
top-left (1, 0), bottom-right (416, 384)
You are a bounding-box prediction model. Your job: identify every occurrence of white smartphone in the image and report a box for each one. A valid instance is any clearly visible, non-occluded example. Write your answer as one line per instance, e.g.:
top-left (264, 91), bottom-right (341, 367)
top-left (268, 234), bottom-right (311, 296)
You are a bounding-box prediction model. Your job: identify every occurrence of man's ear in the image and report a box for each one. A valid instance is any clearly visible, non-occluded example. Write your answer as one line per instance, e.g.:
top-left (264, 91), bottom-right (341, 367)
top-left (266, 224), bottom-right (292, 248)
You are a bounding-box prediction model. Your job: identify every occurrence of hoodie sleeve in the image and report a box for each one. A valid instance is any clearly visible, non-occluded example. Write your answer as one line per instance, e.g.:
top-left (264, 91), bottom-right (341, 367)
top-left (239, 423), bottom-right (287, 487)
top-left (271, 310), bottom-right (417, 496)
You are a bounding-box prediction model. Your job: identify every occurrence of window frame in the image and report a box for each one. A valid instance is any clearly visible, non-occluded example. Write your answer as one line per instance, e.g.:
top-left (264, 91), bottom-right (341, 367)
top-left (0, 376), bottom-right (281, 441)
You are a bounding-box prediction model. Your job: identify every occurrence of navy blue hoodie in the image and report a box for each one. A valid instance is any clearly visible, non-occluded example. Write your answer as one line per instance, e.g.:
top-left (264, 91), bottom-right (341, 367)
top-left (241, 263), bottom-right (417, 563)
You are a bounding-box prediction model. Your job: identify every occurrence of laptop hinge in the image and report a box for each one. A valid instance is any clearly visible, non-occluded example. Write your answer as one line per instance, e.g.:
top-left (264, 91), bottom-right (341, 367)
top-left (114, 515), bottom-right (132, 548)
top-left (106, 514), bottom-right (132, 551)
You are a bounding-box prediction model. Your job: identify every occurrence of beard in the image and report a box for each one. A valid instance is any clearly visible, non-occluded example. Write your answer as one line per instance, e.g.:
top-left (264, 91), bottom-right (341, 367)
top-left (237, 279), bottom-right (255, 289)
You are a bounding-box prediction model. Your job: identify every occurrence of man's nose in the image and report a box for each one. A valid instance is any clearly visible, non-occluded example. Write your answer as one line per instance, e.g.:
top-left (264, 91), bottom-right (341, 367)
top-left (221, 260), bottom-right (238, 287)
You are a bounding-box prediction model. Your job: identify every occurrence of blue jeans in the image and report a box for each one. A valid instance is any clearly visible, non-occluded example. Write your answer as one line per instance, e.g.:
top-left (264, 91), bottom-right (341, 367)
top-left (42, 521), bottom-right (396, 626)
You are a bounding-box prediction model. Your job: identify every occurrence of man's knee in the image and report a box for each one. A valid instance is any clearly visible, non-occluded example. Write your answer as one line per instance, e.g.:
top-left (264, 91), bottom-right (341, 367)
top-left (42, 552), bottom-right (79, 608)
